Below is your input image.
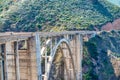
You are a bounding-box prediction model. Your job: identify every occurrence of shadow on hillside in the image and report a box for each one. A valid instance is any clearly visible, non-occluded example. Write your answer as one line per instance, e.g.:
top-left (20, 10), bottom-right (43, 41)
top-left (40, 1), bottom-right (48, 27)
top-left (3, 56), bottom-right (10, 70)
top-left (92, 0), bottom-right (113, 19)
top-left (85, 34), bottom-right (119, 80)
top-left (100, 50), bottom-right (118, 80)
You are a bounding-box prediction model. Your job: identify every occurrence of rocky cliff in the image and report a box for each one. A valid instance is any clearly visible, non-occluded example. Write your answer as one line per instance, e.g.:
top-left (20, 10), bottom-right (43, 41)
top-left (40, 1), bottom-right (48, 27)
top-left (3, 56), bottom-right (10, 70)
top-left (84, 30), bottom-right (120, 80)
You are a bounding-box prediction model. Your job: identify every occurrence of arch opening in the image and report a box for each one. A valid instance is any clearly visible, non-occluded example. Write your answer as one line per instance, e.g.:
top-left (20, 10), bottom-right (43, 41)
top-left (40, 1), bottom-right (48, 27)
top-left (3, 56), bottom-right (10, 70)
top-left (47, 39), bottom-right (76, 80)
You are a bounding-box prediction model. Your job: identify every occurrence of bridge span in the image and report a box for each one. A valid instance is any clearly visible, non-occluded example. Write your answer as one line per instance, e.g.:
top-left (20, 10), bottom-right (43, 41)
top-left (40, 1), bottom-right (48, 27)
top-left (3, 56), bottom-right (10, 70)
top-left (0, 31), bottom-right (97, 80)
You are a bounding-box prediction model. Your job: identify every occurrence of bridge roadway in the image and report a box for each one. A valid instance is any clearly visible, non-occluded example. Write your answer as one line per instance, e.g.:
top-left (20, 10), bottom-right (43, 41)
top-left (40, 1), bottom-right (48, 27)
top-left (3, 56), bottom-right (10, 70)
top-left (0, 31), bottom-right (97, 43)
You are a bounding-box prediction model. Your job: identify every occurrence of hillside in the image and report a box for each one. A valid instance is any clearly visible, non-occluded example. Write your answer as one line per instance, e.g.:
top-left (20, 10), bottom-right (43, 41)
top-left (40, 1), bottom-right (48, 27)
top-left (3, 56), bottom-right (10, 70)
top-left (1, 0), bottom-right (120, 80)
top-left (84, 30), bottom-right (120, 80)
top-left (0, 0), bottom-right (120, 31)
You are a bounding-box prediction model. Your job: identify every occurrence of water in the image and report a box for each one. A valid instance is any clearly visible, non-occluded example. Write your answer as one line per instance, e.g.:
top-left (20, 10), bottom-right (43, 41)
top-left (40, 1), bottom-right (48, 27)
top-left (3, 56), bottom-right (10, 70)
top-left (107, 0), bottom-right (120, 7)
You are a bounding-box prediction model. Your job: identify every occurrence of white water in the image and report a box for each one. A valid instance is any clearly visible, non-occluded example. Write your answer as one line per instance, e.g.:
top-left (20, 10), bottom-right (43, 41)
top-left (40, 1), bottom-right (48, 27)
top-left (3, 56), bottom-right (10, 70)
top-left (107, 0), bottom-right (120, 7)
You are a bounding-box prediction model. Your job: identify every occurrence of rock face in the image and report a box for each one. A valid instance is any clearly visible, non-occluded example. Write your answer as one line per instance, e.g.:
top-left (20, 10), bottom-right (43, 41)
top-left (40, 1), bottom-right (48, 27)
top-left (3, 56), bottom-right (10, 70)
top-left (110, 56), bottom-right (120, 78)
top-left (102, 18), bottom-right (120, 31)
top-left (84, 30), bottom-right (120, 80)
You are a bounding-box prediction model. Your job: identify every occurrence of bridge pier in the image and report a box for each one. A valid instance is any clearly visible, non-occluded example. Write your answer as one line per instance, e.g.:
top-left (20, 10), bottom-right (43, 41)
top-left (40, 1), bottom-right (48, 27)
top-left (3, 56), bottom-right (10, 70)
top-left (14, 41), bottom-right (20, 80)
top-left (62, 43), bottom-right (71, 80)
top-left (28, 37), bottom-right (38, 80)
top-left (77, 34), bottom-right (83, 80)
top-left (5, 42), bottom-right (16, 80)
top-left (70, 34), bottom-right (83, 80)
top-left (35, 33), bottom-right (42, 80)
top-left (0, 45), bottom-right (4, 80)
top-left (63, 34), bottom-right (75, 80)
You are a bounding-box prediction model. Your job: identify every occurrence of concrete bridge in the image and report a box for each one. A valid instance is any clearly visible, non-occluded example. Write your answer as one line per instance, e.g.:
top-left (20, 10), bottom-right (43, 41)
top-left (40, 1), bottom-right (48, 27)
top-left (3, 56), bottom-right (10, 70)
top-left (0, 31), bottom-right (97, 80)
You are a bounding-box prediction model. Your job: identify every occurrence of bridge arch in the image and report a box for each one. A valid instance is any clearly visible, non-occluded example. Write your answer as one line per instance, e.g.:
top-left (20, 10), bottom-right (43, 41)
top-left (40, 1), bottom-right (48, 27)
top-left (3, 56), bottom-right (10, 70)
top-left (45, 38), bottom-right (76, 80)
top-left (41, 39), bottom-right (51, 56)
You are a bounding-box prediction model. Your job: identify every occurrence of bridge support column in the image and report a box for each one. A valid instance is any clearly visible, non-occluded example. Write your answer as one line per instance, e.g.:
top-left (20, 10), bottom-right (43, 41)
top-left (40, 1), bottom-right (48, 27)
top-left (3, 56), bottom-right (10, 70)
top-left (0, 56), bottom-right (3, 80)
top-left (5, 42), bottom-right (16, 80)
top-left (76, 34), bottom-right (83, 80)
top-left (35, 33), bottom-right (42, 80)
top-left (14, 41), bottom-right (20, 80)
top-left (28, 37), bottom-right (38, 80)
top-left (0, 58), bottom-right (3, 80)
top-left (79, 35), bottom-right (83, 80)
top-left (71, 34), bottom-right (83, 80)
top-left (63, 35), bottom-right (74, 80)
top-left (62, 43), bottom-right (70, 80)
top-left (0, 45), bottom-right (4, 80)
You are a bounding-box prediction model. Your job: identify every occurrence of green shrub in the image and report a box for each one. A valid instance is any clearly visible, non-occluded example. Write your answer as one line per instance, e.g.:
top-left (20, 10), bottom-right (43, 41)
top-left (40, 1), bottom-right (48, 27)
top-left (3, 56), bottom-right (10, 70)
top-left (85, 42), bottom-right (98, 60)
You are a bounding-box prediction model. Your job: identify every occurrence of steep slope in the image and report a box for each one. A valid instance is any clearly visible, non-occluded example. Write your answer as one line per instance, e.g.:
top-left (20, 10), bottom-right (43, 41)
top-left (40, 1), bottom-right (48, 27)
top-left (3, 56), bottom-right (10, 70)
top-left (84, 30), bottom-right (120, 80)
top-left (0, 0), bottom-right (120, 31)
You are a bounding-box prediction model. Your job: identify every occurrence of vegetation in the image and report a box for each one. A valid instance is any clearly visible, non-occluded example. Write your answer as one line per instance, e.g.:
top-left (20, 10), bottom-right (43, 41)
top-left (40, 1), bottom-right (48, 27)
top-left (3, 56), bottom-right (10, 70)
top-left (0, 0), bottom-right (120, 31)
top-left (83, 31), bottom-right (120, 79)
top-left (85, 42), bottom-right (98, 60)
top-left (83, 47), bottom-right (98, 80)
top-left (0, 0), bottom-right (120, 79)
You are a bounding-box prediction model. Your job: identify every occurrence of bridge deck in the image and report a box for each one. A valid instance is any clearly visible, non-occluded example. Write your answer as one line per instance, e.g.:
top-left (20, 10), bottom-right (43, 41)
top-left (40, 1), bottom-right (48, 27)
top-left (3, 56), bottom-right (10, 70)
top-left (0, 31), bottom-right (97, 43)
